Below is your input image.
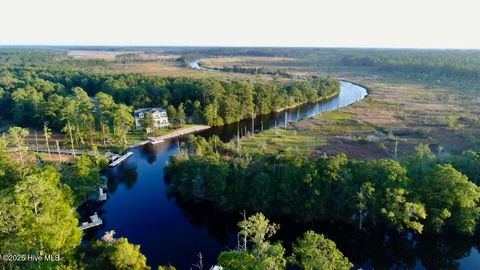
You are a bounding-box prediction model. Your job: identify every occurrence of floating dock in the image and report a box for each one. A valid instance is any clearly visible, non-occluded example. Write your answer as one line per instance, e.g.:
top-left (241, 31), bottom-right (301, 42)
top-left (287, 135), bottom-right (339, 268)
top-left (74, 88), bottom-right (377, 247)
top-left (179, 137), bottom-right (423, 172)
top-left (108, 151), bottom-right (133, 167)
top-left (78, 213), bottom-right (103, 230)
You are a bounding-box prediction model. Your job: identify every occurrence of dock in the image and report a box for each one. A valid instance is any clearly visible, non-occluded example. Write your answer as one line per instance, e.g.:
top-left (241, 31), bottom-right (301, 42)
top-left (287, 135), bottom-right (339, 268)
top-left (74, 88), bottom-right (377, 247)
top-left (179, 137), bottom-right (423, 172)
top-left (147, 137), bottom-right (164, 145)
top-left (23, 147), bottom-right (124, 162)
top-left (78, 212), bottom-right (103, 230)
top-left (108, 151), bottom-right (133, 167)
top-left (130, 125), bottom-right (211, 148)
top-left (98, 187), bottom-right (107, 201)
top-left (153, 125), bottom-right (210, 141)
top-left (24, 146), bottom-right (88, 156)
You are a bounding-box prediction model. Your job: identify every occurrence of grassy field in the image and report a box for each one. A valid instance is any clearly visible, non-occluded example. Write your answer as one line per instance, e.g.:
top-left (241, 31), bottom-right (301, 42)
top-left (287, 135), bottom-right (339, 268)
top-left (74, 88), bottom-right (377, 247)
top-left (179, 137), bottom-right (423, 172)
top-left (239, 76), bottom-right (480, 160)
top-left (68, 50), bottom-right (145, 60)
top-left (240, 128), bottom-right (325, 155)
top-left (67, 50), bottom-right (279, 81)
top-left (201, 56), bottom-right (298, 69)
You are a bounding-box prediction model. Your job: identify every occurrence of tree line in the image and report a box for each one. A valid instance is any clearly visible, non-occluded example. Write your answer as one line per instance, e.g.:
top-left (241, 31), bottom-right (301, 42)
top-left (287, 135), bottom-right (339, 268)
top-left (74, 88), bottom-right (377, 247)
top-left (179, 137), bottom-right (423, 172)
top-left (207, 65), bottom-right (293, 78)
top-left (0, 49), bottom-right (340, 134)
top-left (166, 139), bottom-right (480, 235)
top-left (1, 71), bottom-right (339, 129)
top-left (338, 50), bottom-right (480, 90)
top-left (217, 212), bottom-right (352, 270)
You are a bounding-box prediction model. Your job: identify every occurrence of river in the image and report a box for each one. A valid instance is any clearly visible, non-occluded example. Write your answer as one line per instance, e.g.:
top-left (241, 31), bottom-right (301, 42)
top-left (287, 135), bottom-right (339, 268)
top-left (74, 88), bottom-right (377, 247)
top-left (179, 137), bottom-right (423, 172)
top-left (87, 80), bottom-right (480, 269)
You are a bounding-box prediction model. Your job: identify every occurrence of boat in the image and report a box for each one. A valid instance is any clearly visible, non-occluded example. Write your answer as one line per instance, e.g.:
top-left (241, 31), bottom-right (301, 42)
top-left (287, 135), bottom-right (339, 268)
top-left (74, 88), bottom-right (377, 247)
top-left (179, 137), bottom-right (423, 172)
top-left (104, 152), bottom-right (121, 162)
top-left (108, 151), bottom-right (134, 167)
top-left (78, 212), bottom-right (103, 230)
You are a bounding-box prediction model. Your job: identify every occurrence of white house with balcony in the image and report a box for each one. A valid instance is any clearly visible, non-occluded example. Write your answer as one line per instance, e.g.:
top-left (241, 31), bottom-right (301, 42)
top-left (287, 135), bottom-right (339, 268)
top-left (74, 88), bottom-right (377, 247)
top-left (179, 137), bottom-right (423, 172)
top-left (134, 107), bottom-right (169, 130)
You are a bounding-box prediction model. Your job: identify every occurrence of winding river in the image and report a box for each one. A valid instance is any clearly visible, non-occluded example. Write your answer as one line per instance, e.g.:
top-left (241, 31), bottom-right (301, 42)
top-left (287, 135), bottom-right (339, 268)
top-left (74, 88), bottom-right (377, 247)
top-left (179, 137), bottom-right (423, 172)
top-left (88, 72), bottom-right (480, 269)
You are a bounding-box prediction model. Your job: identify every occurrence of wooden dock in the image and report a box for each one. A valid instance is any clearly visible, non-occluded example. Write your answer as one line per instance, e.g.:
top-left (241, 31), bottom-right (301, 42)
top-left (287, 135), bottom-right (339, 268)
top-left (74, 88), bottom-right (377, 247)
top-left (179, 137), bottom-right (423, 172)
top-left (147, 137), bottom-right (164, 145)
top-left (153, 125), bottom-right (210, 141)
top-left (24, 147), bottom-right (121, 162)
top-left (130, 125), bottom-right (211, 148)
top-left (78, 213), bottom-right (103, 230)
top-left (108, 151), bottom-right (133, 167)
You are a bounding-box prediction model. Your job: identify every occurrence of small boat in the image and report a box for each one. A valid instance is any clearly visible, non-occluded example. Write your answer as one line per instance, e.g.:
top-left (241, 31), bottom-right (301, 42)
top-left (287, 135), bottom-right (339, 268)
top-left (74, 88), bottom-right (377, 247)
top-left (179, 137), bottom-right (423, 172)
top-left (104, 152), bottom-right (121, 162)
top-left (78, 212), bottom-right (103, 230)
top-left (109, 152), bottom-right (133, 167)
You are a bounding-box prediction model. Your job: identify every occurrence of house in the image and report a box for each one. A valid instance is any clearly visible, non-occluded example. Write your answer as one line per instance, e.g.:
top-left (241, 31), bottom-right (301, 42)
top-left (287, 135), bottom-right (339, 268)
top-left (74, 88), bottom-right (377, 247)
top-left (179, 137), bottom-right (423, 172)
top-left (134, 108), bottom-right (169, 130)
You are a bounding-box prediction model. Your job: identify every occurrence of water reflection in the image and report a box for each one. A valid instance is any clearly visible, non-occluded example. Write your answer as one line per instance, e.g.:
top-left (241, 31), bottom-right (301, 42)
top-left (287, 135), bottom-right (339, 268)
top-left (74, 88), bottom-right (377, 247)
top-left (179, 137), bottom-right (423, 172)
top-left (173, 198), bottom-right (238, 247)
top-left (106, 161), bottom-right (138, 191)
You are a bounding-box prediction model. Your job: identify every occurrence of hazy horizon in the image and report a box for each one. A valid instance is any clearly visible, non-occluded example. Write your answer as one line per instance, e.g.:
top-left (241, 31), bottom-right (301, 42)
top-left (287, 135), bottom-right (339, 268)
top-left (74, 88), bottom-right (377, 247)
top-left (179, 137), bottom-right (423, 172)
top-left (2, 44), bottom-right (480, 51)
top-left (2, 0), bottom-right (480, 49)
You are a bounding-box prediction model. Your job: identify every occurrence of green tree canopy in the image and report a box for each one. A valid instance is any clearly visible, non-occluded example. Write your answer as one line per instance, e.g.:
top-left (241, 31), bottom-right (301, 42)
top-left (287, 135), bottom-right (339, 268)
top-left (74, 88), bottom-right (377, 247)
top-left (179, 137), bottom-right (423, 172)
top-left (289, 230), bottom-right (353, 270)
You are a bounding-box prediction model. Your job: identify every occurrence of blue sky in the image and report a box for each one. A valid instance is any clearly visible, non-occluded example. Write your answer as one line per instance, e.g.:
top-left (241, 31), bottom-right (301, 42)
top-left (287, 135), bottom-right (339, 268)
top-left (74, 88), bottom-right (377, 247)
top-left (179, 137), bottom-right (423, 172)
top-left (1, 0), bottom-right (479, 49)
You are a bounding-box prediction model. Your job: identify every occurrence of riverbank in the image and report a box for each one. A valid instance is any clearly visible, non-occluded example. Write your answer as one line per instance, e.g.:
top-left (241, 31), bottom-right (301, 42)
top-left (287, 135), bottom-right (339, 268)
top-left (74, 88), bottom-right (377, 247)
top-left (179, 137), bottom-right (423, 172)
top-left (190, 59), bottom-right (345, 117)
top-left (242, 77), bottom-right (480, 160)
top-left (128, 125), bottom-right (211, 148)
top-left (272, 88), bottom-right (342, 113)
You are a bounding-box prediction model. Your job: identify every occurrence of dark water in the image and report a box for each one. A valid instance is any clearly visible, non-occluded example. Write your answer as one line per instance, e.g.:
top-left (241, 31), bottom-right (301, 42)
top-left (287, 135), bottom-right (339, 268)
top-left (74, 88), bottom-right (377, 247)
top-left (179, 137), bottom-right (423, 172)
top-left (89, 82), bottom-right (480, 269)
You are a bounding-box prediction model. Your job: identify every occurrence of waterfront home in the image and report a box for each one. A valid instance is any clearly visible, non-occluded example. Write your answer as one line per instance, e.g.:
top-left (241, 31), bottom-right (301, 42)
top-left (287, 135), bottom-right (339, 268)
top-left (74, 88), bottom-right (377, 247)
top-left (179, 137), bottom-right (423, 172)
top-left (134, 107), bottom-right (169, 130)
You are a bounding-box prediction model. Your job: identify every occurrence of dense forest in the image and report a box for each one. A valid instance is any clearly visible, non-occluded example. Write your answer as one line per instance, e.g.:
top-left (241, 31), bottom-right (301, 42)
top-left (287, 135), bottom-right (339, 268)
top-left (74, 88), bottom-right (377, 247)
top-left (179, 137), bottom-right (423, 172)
top-left (336, 50), bottom-right (480, 89)
top-left (2, 47), bottom-right (480, 269)
top-left (0, 136), bottom-right (352, 269)
top-left (0, 134), bottom-right (156, 269)
top-left (167, 137), bottom-right (480, 235)
top-left (0, 49), bottom-right (339, 135)
top-left (0, 48), bottom-right (350, 269)
top-left (203, 64), bottom-right (293, 78)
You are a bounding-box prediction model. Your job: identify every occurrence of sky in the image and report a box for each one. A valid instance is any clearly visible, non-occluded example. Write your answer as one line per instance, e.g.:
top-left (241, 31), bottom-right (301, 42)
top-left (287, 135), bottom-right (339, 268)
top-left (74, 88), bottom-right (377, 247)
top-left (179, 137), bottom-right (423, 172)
top-left (1, 0), bottom-right (479, 49)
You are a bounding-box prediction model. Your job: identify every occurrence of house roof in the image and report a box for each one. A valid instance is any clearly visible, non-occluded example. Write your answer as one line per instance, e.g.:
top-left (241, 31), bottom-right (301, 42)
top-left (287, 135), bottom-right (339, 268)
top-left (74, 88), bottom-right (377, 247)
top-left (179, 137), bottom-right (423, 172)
top-left (134, 107), bottom-right (167, 117)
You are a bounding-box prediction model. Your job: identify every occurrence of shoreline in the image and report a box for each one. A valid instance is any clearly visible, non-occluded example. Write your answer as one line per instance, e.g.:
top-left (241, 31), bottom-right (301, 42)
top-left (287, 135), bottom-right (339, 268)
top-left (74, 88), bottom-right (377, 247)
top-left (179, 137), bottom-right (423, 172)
top-left (272, 88), bottom-right (341, 113)
top-left (128, 125), bottom-right (211, 149)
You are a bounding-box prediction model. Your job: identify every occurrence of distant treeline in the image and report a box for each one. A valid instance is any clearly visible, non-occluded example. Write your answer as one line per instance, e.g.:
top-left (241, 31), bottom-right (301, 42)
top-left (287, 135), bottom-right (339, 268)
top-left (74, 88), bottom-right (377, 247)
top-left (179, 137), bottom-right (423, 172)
top-left (6, 46), bottom-right (478, 90)
top-left (166, 47), bottom-right (480, 90)
top-left (207, 65), bottom-right (293, 78)
top-left (166, 139), bottom-right (480, 235)
top-left (0, 48), bottom-right (110, 69)
top-left (337, 50), bottom-right (480, 89)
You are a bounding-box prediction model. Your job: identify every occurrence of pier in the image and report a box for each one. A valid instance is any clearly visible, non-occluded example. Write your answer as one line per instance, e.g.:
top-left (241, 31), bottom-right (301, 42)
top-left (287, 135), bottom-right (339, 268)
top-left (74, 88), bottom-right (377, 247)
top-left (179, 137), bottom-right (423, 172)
top-left (153, 125), bottom-right (210, 141)
top-left (130, 125), bottom-right (211, 148)
top-left (147, 137), bottom-right (164, 145)
top-left (24, 146), bottom-right (88, 156)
